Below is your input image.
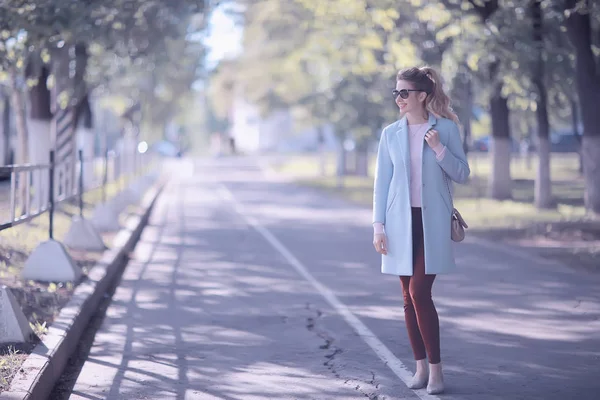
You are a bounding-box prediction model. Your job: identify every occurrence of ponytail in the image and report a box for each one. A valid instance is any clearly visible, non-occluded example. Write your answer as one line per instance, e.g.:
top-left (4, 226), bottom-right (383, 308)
top-left (419, 66), bottom-right (460, 126)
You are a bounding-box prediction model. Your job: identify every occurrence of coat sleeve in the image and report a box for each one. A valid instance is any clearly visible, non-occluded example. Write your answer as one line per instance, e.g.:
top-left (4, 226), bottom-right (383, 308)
top-left (373, 128), bottom-right (393, 224)
top-left (437, 122), bottom-right (470, 184)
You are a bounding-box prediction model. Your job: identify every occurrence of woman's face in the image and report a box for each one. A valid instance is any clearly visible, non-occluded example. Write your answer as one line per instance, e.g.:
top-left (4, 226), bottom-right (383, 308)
top-left (394, 80), bottom-right (426, 116)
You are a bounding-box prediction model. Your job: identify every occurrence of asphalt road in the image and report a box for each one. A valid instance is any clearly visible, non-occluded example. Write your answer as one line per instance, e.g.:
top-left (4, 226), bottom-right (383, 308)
top-left (61, 156), bottom-right (600, 400)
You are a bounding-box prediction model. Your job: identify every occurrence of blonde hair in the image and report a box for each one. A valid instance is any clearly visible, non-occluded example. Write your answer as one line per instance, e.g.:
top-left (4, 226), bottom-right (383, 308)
top-left (396, 66), bottom-right (460, 125)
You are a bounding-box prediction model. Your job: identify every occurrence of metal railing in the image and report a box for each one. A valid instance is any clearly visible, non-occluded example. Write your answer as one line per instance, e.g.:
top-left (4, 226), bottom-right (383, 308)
top-left (2, 162), bottom-right (52, 230)
top-left (0, 146), bottom-right (153, 236)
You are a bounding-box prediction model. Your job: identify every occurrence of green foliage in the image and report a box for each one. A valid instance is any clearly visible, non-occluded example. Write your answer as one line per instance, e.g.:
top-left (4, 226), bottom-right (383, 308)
top-left (230, 0), bottom-right (421, 141)
top-left (206, 59), bottom-right (237, 121)
top-left (0, 346), bottom-right (23, 391)
top-left (228, 0), bottom-right (594, 145)
top-left (0, 0), bottom-right (206, 136)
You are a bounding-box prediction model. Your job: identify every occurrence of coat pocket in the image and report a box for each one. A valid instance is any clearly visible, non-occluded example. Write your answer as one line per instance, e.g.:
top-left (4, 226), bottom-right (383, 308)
top-left (387, 192), bottom-right (398, 212)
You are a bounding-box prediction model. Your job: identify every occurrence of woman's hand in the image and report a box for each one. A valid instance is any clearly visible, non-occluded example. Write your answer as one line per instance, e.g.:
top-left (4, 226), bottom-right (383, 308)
top-left (424, 129), bottom-right (441, 148)
top-left (373, 233), bottom-right (388, 255)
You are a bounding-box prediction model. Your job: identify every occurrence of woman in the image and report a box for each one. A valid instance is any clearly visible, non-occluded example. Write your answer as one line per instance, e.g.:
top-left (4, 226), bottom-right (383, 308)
top-left (372, 66), bottom-right (470, 395)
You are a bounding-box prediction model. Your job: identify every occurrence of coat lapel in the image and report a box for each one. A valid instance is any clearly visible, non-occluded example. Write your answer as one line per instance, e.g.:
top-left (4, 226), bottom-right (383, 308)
top-left (426, 113), bottom-right (438, 135)
top-left (421, 113), bottom-right (439, 158)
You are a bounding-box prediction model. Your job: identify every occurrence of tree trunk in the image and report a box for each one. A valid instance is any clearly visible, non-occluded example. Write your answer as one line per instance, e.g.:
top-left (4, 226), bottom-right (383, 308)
top-left (27, 61), bottom-right (53, 206)
top-left (571, 99), bottom-right (583, 174)
top-left (9, 68), bottom-right (28, 165)
top-left (336, 133), bottom-right (347, 188)
top-left (70, 43), bottom-right (89, 193)
top-left (51, 44), bottom-right (78, 198)
top-left (452, 66), bottom-right (473, 155)
top-left (565, 0), bottom-right (600, 214)
top-left (1, 96), bottom-right (9, 165)
top-left (532, 0), bottom-right (553, 209)
top-left (535, 137), bottom-right (553, 208)
top-left (461, 81), bottom-right (472, 155)
top-left (534, 93), bottom-right (553, 208)
top-left (75, 94), bottom-right (95, 188)
top-left (582, 136), bottom-right (600, 214)
top-left (8, 68), bottom-right (30, 214)
top-left (316, 125), bottom-right (327, 177)
top-left (525, 120), bottom-right (533, 171)
top-left (355, 138), bottom-right (369, 177)
top-left (488, 83), bottom-right (512, 200)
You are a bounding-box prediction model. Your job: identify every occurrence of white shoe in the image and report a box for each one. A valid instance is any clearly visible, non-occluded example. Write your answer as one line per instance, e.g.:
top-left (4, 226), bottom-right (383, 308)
top-left (408, 373), bottom-right (428, 389)
top-left (409, 359), bottom-right (429, 389)
top-left (427, 363), bottom-right (444, 394)
top-left (426, 377), bottom-right (445, 394)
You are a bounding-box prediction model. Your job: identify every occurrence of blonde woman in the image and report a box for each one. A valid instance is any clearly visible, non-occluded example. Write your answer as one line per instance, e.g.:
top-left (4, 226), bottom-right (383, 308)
top-left (372, 66), bottom-right (470, 394)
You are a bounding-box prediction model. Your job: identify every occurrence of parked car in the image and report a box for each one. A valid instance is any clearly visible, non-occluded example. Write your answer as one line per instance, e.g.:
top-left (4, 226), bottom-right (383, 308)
top-left (473, 133), bottom-right (582, 153)
top-left (471, 136), bottom-right (490, 152)
top-left (550, 133), bottom-right (581, 153)
top-left (152, 140), bottom-right (182, 158)
top-left (471, 136), bottom-right (520, 153)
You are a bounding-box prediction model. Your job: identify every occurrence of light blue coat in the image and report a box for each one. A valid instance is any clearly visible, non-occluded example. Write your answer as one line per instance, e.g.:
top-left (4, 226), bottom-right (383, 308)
top-left (372, 114), bottom-right (470, 276)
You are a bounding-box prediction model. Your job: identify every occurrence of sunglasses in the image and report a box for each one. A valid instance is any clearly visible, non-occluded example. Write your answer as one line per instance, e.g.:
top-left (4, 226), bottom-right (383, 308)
top-left (392, 89), bottom-right (424, 100)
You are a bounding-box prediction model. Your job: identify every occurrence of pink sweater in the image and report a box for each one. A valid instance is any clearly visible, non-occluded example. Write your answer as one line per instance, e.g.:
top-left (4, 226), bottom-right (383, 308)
top-left (373, 123), bottom-right (446, 234)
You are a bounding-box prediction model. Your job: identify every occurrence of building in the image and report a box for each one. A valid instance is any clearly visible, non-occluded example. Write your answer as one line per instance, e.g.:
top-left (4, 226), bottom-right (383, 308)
top-left (228, 90), bottom-right (337, 154)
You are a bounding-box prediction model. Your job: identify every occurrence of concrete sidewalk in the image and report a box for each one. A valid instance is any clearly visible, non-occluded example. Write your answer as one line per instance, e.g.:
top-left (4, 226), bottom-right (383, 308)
top-left (61, 157), bottom-right (600, 400)
top-left (63, 162), bottom-right (407, 400)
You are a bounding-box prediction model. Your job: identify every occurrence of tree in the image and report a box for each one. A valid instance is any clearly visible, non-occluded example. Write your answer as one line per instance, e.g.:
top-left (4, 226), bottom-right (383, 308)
top-left (531, 0), bottom-right (553, 208)
top-left (0, 4), bottom-right (38, 166)
top-left (439, 0), bottom-right (518, 199)
top-left (563, 0), bottom-right (600, 214)
top-left (236, 0), bottom-right (422, 176)
top-left (236, 0), bottom-right (596, 210)
top-left (0, 0), bottom-right (206, 208)
top-left (0, 0), bottom-right (206, 156)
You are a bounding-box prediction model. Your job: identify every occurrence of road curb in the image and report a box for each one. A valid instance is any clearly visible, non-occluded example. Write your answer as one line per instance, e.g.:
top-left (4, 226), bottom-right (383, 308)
top-left (1, 176), bottom-right (165, 400)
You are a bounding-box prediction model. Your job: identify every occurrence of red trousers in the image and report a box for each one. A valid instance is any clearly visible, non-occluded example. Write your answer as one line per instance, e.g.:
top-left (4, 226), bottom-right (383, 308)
top-left (399, 207), bottom-right (441, 364)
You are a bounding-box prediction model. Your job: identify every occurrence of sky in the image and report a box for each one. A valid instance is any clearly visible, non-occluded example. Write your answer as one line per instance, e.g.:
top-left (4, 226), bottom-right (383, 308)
top-left (203, 3), bottom-right (243, 70)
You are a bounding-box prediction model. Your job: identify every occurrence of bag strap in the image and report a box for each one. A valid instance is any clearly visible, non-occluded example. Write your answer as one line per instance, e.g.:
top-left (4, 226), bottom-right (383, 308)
top-left (442, 170), bottom-right (454, 209)
top-left (442, 170), bottom-right (469, 227)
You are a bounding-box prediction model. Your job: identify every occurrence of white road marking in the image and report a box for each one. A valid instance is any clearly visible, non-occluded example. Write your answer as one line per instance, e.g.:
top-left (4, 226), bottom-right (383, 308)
top-left (218, 184), bottom-right (442, 400)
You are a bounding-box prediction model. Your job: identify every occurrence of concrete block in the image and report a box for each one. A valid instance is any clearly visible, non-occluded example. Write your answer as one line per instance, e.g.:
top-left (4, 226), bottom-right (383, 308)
top-left (63, 216), bottom-right (107, 252)
top-left (21, 240), bottom-right (82, 283)
top-left (91, 202), bottom-right (121, 232)
top-left (0, 286), bottom-right (34, 345)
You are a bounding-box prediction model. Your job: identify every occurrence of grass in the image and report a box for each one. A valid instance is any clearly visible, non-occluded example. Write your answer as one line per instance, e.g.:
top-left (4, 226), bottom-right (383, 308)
top-left (0, 170), bottom-right (154, 393)
top-left (269, 151), bottom-right (599, 272)
top-left (0, 347), bottom-right (26, 392)
top-left (271, 151), bottom-right (590, 229)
